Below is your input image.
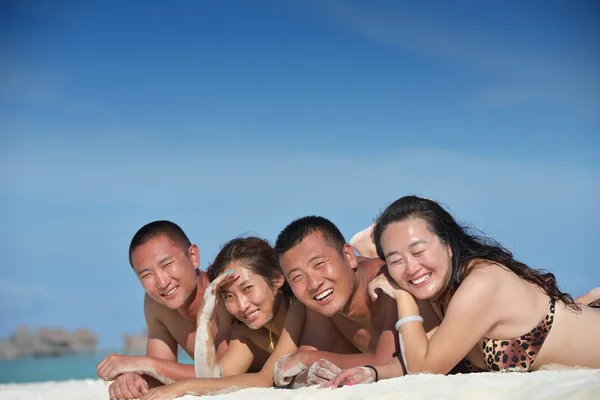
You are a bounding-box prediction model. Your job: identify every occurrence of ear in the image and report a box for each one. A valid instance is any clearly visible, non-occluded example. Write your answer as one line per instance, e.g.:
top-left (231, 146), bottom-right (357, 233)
top-left (188, 244), bottom-right (200, 269)
top-left (342, 243), bottom-right (358, 270)
top-left (446, 242), bottom-right (453, 259)
top-left (272, 274), bottom-right (285, 291)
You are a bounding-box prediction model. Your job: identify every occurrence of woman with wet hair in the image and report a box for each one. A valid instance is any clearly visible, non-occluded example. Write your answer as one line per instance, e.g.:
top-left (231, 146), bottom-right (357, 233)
top-left (140, 237), bottom-right (307, 399)
top-left (326, 195), bottom-right (600, 386)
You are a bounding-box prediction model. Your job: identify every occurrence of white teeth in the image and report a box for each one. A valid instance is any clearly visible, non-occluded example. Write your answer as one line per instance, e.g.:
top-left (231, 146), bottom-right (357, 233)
top-left (315, 288), bottom-right (333, 301)
top-left (163, 287), bottom-right (177, 296)
top-left (246, 310), bottom-right (259, 319)
top-left (411, 273), bottom-right (431, 285)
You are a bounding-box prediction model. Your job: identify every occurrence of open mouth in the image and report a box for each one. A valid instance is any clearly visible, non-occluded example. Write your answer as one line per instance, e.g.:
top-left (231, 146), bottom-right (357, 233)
top-left (161, 286), bottom-right (179, 297)
top-left (409, 273), bottom-right (432, 287)
top-left (313, 288), bottom-right (334, 303)
top-left (245, 310), bottom-right (259, 323)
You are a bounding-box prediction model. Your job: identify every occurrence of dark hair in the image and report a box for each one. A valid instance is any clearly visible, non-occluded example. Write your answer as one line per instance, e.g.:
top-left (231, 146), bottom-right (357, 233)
top-left (207, 237), bottom-right (292, 297)
top-left (129, 221), bottom-right (191, 267)
top-left (273, 216), bottom-right (346, 268)
top-left (373, 195), bottom-right (579, 311)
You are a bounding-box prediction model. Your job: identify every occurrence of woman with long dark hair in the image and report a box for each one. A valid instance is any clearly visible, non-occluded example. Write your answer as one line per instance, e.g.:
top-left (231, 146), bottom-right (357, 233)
top-left (326, 196), bottom-right (600, 386)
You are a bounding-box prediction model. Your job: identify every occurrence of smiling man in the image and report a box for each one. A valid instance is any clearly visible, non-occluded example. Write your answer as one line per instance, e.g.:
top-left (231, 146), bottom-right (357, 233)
top-left (272, 216), bottom-right (443, 386)
top-left (96, 221), bottom-right (233, 400)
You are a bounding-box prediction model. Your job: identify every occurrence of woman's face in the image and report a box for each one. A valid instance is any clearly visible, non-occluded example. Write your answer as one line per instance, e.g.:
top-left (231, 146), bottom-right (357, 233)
top-left (379, 218), bottom-right (452, 300)
top-left (219, 260), bottom-right (283, 329)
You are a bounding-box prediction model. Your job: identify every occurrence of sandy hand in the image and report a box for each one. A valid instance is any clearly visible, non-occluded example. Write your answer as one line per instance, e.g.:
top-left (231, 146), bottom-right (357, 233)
top-left (368, 272), bottom-right (403, 300)
top-left (273, 353), bottom-right (309, 387)
top-left (305, 359), bottom-right (342, 386)
top-left (139, 381), bottom-right (187, 400)
top-left (96, 353), bottom-right (149, 381)
top-left (107, 372), bottom-right (149, 400)
top-left (320, 366), bottom-right (376, 389)
top-left (200, 270), bottom-right (239, 323)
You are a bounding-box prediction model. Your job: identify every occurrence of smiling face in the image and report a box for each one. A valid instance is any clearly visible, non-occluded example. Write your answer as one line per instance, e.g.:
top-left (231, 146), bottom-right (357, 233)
top-left (131, 234), bottom-right (200, 309)
top-left (219, 260), bottom-right (283, 329)
top-left (278, 231), bottom-right (357, 317)
top-left (380, 218), bottom-right (453, 300)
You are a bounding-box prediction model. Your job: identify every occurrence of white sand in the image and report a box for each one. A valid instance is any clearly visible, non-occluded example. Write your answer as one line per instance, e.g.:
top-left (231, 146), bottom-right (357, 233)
top-left (1, 369), bottom-right (599, 400)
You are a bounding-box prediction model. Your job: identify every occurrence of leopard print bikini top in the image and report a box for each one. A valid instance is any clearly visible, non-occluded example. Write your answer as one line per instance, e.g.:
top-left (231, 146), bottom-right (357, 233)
top-left (465, 299), bottom-right (556, 373)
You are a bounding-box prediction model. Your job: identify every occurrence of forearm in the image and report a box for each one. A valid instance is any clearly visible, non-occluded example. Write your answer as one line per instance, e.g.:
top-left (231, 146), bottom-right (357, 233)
top-left (145, 358), bottom-right (196, 384)
top-left (194, 318), bottom-right (222, 378)
top-left (300, 350), bottom-right (388, 370)
top-left (374, 357), bottom-right (405, 380)
top-left (178, 372), bottom-right (272, 396)
top-left (396, 296), bottom-right (429, 373)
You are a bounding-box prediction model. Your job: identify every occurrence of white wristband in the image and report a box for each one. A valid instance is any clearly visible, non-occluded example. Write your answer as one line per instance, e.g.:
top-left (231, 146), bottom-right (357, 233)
top-left (395, 315), bottom-right (424, 331)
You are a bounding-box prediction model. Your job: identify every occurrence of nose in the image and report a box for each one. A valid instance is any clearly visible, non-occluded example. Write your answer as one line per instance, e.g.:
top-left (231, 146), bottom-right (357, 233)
top-left (155, 268), bottom-right (171, 290)
top-left (405, 255), bottom-right (420, 275)
top-left (236, 295), bottom-right (250, 314)
top-left (306, 270), bottom-right (323, 294)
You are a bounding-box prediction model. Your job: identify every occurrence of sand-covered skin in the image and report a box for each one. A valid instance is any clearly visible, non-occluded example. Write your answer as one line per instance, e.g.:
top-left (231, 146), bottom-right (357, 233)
top-left (1, 369), bottom-right (599, 400)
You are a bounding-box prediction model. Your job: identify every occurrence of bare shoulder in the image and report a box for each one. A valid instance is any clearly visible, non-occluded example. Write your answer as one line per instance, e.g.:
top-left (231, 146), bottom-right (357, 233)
top-left (356, 257), bottom-right (385, 282)
top-left (450, 262), bottom-right (504, 311)
top-left (143, 293), bottom-right (169, 321)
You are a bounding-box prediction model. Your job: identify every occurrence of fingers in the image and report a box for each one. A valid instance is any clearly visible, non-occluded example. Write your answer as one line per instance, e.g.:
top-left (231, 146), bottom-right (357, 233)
top-left (273, 354), bottom-right (307, 387)
top-left (124, 374), bottom-right (144, 399)
top-left (209, 270), bottom-right (239, 291)
top-left (110, 381), bottom-right (124, 400)
top-left (96, 353), bottom-right (110, 377)
top-left (308, 359), bottom-right (342, 382)
top-left (97, 353), bottom-right (114, 379)
top-left (319, 369), bottom-right (355, 389)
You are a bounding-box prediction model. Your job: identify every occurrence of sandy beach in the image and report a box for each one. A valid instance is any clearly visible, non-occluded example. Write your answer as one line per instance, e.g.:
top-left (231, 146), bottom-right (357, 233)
top-left (1, 369), bottom-right (599, 400)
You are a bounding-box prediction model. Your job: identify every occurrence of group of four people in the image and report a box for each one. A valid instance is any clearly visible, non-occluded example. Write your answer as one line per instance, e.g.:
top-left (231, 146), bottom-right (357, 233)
top-left (96, 196), bottom-right (600, 399)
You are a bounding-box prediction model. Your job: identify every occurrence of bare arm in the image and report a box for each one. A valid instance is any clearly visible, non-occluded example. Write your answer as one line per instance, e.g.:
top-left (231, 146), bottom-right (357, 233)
top-left (394, 266), bottom-right (499, 374)
top-left (142, 296), bottom-right (195, 384)
top-left (140, 299), bottom-right (307, 399)
top-left (295, 298), bottom-right (399, 369)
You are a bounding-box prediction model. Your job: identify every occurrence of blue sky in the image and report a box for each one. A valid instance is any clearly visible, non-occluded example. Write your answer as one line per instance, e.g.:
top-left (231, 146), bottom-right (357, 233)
top-left (1, 0), bottom-right (598, 349)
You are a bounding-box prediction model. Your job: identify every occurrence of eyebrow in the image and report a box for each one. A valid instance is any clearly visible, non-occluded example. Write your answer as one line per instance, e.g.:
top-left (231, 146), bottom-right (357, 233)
top-left (285, 255), bottom-right (325, 279)
top-left (383, 240), bottom-right (428, 259)
top-left (409, 239), bottom-right (428, 248)
top-left (237, 279), bottom-right (251, 288)
top-left (285, 267), bottom-right (301, 279)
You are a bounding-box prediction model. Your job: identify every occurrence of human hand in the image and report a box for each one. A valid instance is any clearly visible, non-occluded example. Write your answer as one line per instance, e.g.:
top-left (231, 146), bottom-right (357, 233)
top-left (139, 381), bottom-right (187, 400)
top-left (368, 272), bottom-right (404, 300)
top-left (320, 366), bottom-right (376, 389)
top-left (97, 353), bottom-right (150, 381)
top-left (305, 359), bottom-right (342, 386)
top-left (200, 270), bottom-right (239, 324)
top-left (107, 372), bottom-right (149, 399)
top-left (273, 352), bottom-right (309, 387)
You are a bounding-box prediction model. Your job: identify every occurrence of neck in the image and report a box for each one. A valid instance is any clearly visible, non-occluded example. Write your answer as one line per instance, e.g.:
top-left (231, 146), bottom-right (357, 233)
top-left (264, 292), bottom-right (288, 336)
top-left (340, 272), bottom-right (373, 328)
top-left (176, 270), bottom-right (207, 323)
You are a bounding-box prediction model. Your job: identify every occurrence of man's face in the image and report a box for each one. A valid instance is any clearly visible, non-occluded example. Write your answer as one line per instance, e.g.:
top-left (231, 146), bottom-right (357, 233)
top-left (131, 235), bottom-right (199, 309)
top-left (279, 231), bottom-right (356, 317)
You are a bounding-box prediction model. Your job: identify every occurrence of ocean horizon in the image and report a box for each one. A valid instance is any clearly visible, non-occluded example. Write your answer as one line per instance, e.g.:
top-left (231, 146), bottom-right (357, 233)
top-left (0, 350), bottom-right (194, 384)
